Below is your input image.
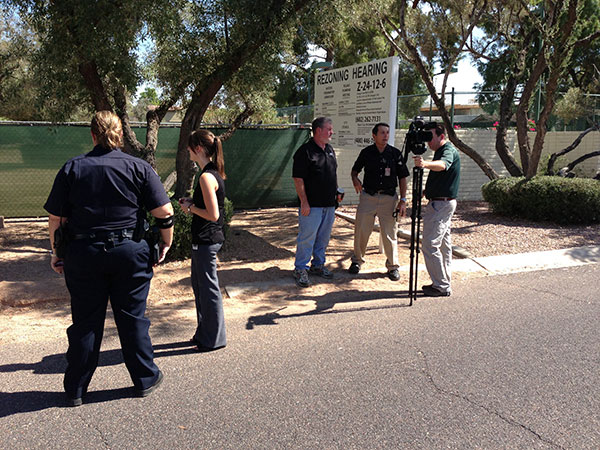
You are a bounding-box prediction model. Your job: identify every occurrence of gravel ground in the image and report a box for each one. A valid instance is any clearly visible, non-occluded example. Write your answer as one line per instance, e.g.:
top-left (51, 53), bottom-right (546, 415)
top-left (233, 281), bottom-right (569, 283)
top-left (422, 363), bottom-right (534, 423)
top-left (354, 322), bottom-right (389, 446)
top-left (447, 201), bottom-right (600, 256)
top-left (1, 201), bottom-right (599, 344)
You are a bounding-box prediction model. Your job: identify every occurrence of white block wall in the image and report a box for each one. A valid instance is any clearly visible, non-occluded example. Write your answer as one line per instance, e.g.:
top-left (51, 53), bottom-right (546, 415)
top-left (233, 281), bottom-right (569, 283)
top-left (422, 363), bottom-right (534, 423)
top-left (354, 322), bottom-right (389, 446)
top-left (334, 129), bottom-right (599, 204)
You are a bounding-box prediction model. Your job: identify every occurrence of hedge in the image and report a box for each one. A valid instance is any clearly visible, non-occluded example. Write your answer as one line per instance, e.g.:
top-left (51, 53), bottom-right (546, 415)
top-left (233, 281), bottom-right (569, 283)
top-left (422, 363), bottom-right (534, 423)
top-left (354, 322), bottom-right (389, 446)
top-left (481, 176), bottom-right (600, 224)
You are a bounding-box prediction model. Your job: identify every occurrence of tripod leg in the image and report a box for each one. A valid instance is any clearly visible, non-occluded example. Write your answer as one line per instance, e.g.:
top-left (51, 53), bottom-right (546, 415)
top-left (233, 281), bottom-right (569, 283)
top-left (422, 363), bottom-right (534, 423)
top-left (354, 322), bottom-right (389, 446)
top-left (408, 169), bottom-right (419, 306)
top-left (409, 167), bottom-right (425, 306)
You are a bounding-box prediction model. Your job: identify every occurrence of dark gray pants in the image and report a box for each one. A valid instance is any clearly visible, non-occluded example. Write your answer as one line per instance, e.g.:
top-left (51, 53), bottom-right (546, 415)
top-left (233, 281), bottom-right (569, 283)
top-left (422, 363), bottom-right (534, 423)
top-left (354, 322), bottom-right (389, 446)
top-left (191, 243), bottom-right (226, 348)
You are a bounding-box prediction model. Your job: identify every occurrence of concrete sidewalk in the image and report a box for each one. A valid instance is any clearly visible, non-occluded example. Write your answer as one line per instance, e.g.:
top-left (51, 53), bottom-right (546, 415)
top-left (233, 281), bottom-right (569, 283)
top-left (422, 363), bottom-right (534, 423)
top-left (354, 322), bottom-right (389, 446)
top-left (450, 244), bottom-right (600, 274)
top-left (224, 245), bottom-right (600, 298)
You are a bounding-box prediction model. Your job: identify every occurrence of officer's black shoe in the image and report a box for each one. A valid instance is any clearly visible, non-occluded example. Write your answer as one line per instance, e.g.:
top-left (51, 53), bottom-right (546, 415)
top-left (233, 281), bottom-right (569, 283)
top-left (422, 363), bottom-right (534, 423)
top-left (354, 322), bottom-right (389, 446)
top-left (135, 370), bottom-right (164, 398)
top-left (387, 269), bottom-right (400, 281)
top-left (348, 262), bottom-right (360, 274)
top-left (66, 395), bottom-right (82, 407)
top-left (422, 285), bottom-right (451, 297)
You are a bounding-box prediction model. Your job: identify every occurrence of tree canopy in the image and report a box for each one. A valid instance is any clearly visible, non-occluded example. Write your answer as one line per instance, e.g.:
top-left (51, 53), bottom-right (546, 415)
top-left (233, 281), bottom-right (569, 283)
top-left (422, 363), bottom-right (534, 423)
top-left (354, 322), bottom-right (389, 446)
top-left (3, 0), bottom-right (598, 184)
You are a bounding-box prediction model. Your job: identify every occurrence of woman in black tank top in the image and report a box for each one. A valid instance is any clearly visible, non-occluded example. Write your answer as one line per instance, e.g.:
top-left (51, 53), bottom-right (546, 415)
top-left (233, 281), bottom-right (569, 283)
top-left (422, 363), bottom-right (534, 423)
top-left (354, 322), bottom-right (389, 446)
top-left (179, 130), bottom-right (227, 352)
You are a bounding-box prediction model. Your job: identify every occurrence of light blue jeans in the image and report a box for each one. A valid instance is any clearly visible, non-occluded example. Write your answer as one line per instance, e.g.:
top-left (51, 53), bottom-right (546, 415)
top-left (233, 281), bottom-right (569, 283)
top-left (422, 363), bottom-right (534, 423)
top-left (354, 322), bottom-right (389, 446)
top-left (294, 206), bottom-right (335, 271)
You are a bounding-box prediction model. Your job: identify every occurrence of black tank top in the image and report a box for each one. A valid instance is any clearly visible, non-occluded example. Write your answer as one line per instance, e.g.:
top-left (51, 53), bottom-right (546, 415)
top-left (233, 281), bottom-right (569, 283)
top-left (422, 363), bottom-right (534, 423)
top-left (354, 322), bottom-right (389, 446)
top-left (191, 162), bottom-right (225, 245)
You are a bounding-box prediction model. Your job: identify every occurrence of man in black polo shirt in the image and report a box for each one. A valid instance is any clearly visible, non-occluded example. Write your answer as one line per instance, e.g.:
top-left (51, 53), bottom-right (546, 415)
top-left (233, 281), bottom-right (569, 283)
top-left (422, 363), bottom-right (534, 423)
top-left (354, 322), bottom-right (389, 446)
top-left (348, 122), bottom-right (409, 281)
top-left (291, 117), bottom-right (339, 288)
top-left (413, 121), bottom-right (460, 297)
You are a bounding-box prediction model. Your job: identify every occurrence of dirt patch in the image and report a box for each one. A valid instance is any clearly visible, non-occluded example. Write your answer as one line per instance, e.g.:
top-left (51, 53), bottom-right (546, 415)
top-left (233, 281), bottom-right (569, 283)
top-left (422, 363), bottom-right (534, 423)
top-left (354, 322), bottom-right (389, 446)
top-left (1, 202), bottom-right (599, 344)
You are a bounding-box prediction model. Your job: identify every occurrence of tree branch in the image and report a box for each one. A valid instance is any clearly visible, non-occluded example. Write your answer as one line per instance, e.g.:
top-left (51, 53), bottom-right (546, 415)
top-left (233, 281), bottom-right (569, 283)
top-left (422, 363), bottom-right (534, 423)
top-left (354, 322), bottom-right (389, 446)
top-left (547, 124), bottom-right (600, 174)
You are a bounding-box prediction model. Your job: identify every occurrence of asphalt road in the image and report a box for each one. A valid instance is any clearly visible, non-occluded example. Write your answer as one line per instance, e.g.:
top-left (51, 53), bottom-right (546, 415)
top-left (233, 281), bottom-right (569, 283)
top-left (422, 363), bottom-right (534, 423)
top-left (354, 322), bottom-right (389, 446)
top-left (1, 264), bottom-right (598, 449)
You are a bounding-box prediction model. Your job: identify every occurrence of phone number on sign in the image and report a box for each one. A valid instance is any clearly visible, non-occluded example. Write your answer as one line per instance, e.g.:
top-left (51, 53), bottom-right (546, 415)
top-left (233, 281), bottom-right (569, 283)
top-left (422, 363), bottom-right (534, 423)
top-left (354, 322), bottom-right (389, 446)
top-left (356, 78), bottom-right (387, 92)
top-left (356, 116), bottom-right (382, 123)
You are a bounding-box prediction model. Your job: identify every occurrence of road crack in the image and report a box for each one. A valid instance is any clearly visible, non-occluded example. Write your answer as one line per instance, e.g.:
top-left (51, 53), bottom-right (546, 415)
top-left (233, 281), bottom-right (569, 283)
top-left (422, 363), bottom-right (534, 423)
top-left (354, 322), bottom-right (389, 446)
top-left (417, 350), bottom-right (565, 449)
top-left (76, 412), bottom-right (111, 449)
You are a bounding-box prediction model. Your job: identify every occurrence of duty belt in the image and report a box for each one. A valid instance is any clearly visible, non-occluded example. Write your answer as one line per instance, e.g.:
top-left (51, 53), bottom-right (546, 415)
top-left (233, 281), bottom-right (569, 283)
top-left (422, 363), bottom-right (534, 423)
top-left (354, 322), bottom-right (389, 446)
top-left (71, 228), bottom-right (135, 241)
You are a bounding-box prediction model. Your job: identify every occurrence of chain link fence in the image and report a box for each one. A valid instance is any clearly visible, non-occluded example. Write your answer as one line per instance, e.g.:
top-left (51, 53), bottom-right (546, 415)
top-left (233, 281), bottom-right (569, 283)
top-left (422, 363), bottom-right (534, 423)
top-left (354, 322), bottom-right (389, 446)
top-left (0, 123), bottom-right (310, 218)
top-left (396, 91), bottom-right (600, 131)
top-left (275, 105), bottom-right (314, 124)
top-left (276, 92), bottom-right (599, 130)
top-left (2, 91), bottom-right (598, 217)
top-left (0, 122), bottom-right (179, 218)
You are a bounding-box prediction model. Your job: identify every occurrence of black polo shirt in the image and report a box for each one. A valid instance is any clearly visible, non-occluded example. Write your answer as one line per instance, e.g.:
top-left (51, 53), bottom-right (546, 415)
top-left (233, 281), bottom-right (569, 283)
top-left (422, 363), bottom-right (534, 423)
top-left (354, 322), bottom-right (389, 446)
top-left (351, 144), bottom-right (409, 193)
top-left (44, 145), bottom-right (170, 234)
top-left (292, 138), bottom-right (338, 207)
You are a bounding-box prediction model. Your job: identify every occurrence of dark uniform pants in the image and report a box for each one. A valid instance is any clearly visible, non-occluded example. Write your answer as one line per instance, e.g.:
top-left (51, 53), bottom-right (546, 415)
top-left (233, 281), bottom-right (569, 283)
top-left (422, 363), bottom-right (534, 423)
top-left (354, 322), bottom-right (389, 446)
top-left (63, 237), bottom-right (159, 398)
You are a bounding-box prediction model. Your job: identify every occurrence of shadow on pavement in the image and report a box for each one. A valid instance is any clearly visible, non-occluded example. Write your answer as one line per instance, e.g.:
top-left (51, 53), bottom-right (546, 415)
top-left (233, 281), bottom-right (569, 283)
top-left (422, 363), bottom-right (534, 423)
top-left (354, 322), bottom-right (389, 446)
top-left (566, 246), bottom-right (600, 263)
top-left (0, 341), bottom-right (197, 416)
top-left (0, 341), bottom-right (196, 375)
top-left (246, 289), bottom-right (425, 329)
top-left (0, 387), bottom-right (138, 417)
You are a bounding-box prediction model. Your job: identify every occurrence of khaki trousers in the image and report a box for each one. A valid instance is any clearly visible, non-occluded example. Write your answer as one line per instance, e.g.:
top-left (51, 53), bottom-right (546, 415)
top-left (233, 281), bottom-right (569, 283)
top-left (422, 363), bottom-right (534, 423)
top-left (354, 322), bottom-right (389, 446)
top-left (352, 191), bottom-right (398, 271)
top-left (422, 199), bottom-right (456, 293)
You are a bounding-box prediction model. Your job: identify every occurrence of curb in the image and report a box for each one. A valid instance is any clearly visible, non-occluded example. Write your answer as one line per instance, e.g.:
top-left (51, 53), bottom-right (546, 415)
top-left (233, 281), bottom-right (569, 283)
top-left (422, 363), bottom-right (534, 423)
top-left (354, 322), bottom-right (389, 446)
top-left (224, 245), bottom-right (600, 298)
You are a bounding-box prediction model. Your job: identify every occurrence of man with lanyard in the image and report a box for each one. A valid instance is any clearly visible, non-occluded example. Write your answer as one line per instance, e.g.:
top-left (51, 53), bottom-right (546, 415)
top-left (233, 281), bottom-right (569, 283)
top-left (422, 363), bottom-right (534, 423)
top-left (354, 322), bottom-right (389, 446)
top-left (413, 121), bottom-right (461, 297)
top-left (348, 122), bottom-right (409, 281)
top-left (292, 117), bottom-right (339, 288)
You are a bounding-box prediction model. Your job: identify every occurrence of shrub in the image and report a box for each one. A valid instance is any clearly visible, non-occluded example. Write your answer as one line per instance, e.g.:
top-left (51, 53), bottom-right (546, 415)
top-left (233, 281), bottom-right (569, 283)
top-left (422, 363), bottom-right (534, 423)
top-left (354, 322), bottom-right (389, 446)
top-left (482, 176), bottom-right (600, 224)
top-left (151, 197), bottom-right (235, 262)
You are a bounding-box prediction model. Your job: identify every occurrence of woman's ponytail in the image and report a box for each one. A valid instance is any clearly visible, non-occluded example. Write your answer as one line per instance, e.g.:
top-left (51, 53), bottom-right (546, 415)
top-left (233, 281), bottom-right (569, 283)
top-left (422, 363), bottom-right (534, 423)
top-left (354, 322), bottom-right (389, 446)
top-left (213, 136), bottom-right (226, 180)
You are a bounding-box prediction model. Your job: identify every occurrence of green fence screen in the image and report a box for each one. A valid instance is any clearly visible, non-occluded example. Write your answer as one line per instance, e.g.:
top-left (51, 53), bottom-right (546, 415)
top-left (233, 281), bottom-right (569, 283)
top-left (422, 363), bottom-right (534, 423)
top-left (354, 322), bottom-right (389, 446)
top-left (0, 123), bottom-right (309, 217)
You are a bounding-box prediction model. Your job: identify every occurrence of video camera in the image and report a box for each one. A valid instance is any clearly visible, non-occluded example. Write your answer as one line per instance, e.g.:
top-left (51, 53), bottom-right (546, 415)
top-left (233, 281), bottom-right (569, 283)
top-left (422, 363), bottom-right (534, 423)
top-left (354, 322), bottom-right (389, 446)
top-left (404, 116), bottom-right (433, 156)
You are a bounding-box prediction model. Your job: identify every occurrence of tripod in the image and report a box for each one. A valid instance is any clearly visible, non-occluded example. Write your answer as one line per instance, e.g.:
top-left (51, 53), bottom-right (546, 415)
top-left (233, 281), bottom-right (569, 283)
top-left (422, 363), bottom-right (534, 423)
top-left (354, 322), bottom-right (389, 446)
top-left (408, 166), bottom-right (424, 306)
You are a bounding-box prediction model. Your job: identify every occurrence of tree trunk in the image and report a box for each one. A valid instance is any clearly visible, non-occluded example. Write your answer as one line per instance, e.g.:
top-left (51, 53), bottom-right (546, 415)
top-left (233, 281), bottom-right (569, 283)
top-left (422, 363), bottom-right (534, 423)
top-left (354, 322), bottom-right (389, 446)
top-left (414, 53), bottom-right (499, 180)
top-left (113, 84), bottom-right (177, 169)
top-left (495, 77), bottom-right (523, 176)
top-left (174, 78), bottom-right (224, 198)
top-left (78, 61), bottom-right (112, 112)
top-left (528, 0), bottom-right (580, 178)
top-left (173, 0), bottom-right (315, 198)
top-left (218, 105), bottom-right (255, 143)
top-left (381, 2), bottom-right (498, 180)
top-left (515, 54), bottom-right (546, 178)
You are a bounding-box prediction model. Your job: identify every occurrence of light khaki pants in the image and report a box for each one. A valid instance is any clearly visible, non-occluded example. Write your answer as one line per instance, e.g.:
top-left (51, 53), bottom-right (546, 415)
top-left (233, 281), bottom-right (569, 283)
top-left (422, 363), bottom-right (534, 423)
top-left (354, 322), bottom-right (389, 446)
top-left (351, 191), bottom-right (398, 271)
top-left (422, 199), bottom-right (457, 293)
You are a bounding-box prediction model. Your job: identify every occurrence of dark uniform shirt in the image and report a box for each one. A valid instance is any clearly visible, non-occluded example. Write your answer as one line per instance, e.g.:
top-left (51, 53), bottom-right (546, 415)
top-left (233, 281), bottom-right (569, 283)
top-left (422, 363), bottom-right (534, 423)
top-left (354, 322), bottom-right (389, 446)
top-left (351, 144), bottom-right (410, 194)
top-left (292, 138), bottom-right (338, 207)
top-left (424, 141), bottom-right (461, 199)
top-left (191, 161), bottom-right (225, 245)
top-left (44, 145), bottom-right (170, 234)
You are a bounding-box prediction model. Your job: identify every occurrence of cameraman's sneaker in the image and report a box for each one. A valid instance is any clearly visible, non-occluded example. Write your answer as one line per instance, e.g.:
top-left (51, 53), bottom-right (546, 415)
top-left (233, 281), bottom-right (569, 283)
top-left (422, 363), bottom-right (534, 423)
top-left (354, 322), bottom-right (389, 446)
top-left (293, 269), bottom-right (310, 288)
top-left (309, 265), bottom-right (334, 279)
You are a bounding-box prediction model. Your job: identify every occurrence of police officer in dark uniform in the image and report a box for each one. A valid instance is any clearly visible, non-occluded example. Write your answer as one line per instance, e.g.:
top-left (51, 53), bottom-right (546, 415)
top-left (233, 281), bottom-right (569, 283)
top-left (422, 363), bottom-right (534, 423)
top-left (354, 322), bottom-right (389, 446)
top-left (44, 111), bottom-right (174, 407)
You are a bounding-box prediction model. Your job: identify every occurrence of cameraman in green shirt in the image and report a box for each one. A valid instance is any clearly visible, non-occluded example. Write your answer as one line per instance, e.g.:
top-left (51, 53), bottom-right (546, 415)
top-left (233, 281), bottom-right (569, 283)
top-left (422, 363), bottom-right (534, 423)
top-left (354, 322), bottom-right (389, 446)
top-left (413, 122), bottom-right (461, 297)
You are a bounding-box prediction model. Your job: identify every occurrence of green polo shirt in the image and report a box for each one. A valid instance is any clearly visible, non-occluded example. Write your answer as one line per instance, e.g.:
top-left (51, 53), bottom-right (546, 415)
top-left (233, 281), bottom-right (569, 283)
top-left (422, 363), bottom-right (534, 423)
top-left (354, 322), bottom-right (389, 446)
top-left (424, 141), bottom-right (460, 199)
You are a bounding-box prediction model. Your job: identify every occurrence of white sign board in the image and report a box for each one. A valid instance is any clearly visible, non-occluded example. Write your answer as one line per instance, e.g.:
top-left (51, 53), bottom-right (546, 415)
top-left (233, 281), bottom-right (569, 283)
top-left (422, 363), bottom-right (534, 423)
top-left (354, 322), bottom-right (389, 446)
top-left (314, 56), bottom-right (399, 150)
